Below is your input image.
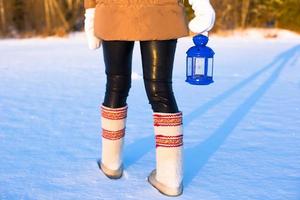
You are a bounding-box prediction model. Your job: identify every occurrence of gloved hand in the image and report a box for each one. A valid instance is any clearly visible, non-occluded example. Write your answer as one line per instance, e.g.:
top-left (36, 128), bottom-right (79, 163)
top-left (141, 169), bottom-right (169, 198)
top-left (84, 8), bottom-right (101, 50)
top-left (188, 0), bottom-right (215, 35)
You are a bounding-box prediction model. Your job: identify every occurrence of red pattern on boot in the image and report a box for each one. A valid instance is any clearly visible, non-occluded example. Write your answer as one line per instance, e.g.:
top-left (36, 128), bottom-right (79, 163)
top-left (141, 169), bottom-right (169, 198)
top-left (153, 112), bottom-right (182, 126)
top-left (102, 128), bottom-right (125, 140)
top-left (155, 134), bottom-right (183, 148)
top-left (101, 105), bottom-right (128, 120)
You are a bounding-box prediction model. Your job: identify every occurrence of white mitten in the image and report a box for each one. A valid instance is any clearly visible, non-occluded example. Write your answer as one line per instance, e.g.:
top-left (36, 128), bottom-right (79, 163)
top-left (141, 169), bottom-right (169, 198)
top-left (188, 0), bottom-right (215, 35)
top-left (84, 8), bottom-right (101, 50)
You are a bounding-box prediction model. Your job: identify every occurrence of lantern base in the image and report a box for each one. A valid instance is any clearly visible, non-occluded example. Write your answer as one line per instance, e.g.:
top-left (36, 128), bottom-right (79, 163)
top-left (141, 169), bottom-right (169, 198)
top-left (186, 76), bottom-right (214, 85)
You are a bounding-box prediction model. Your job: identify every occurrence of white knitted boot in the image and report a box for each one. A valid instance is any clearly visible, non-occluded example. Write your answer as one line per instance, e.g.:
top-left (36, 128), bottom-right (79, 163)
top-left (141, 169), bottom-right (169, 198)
top-left (97, 104), bottom-right (128, 179)
top-left (148, 112), bottom-right (183, 196)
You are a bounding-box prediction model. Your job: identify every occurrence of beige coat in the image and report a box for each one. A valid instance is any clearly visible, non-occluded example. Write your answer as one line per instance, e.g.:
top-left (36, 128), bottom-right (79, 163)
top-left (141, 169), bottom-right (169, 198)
top-left (84, 0), bottom-right (189, 41)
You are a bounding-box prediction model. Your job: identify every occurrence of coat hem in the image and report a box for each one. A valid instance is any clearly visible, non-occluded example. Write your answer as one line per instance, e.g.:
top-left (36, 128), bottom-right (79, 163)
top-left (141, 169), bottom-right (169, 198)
top-left (96, 33), bottom-right (190, 41)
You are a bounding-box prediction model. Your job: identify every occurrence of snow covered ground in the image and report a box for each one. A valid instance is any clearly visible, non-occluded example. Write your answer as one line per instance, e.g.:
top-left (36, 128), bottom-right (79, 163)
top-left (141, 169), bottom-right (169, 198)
top-left (0, 32), bottom-right (300, 200)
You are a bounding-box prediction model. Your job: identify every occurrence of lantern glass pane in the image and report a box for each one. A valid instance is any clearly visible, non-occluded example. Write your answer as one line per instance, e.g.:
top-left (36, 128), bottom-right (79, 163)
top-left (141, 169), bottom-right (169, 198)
top-left (207, 58), bottom-right (214, 77)
top-left (194, 57), bottom-right (205, 75)
top-left (187, 57), bottom-right (193, 76)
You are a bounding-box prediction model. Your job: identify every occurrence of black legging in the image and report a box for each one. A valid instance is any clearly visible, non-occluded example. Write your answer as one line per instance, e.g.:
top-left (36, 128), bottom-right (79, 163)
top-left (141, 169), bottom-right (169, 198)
top-left (102, 39), bottom-right (179, 113)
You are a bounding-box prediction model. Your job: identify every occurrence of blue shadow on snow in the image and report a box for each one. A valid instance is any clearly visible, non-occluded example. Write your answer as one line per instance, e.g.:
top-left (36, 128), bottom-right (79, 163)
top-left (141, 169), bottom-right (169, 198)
top-left (184, 45), bottom-right (300, 186)
top-left (123, 45), bottom-right (300, 186)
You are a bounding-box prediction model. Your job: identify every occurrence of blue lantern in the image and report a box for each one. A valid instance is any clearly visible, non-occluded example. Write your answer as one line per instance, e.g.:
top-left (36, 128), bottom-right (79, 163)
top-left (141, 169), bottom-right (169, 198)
top-left (186, 34), bottom-right (215, 85)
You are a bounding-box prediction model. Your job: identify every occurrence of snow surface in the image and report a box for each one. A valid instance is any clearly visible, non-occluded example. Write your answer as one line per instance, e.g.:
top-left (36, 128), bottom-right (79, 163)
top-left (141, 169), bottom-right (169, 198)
top-left (215, 28), bottom-right (300, 40)
top-left (0, 32), bottom-right (300, 200)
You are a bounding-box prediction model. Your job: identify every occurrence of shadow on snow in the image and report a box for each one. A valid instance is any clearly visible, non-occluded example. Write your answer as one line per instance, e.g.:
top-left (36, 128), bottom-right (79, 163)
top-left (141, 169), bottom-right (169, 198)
top-left (123, 45), bottom-right (300, 187)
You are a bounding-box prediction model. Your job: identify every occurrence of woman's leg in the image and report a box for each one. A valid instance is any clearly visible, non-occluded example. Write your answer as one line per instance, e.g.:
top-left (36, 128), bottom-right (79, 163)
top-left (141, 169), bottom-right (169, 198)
top-left (140, 40), bottom-right (183, 196)
top-left (140, 39), bottom-right (179, 113)
top-left (99, 40), bottom-right (134, 179)
top-left (102, 40), bottom-right (134, 108)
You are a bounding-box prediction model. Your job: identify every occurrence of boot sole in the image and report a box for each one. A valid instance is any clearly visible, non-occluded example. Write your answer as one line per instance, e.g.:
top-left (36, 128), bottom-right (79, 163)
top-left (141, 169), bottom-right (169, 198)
top-left (97, 159), bottom-right (123, 179)
top-left (147, 169), bottom-right (183, 197)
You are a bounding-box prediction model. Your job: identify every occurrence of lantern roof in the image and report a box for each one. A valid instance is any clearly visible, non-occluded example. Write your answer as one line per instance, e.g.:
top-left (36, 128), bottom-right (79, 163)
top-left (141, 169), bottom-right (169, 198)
top-left (186, 34), bottom-right (215, 58)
